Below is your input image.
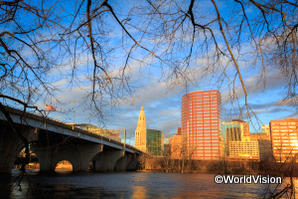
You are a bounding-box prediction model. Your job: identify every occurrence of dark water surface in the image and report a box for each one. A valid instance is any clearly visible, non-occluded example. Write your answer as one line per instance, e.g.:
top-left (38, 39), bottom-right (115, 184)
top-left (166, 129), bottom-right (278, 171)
top-left (0, 171), bottom-right (297, 199)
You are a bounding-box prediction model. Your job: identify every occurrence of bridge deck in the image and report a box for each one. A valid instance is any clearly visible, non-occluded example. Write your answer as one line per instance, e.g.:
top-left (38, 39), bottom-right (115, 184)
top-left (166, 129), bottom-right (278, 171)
top-left (0, 106), bottom-right (142, 154)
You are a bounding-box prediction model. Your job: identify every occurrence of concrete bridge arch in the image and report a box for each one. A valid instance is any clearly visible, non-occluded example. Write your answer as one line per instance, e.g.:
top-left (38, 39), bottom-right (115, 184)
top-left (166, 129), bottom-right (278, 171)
top-left (32, 142), bottom-right (99, 173)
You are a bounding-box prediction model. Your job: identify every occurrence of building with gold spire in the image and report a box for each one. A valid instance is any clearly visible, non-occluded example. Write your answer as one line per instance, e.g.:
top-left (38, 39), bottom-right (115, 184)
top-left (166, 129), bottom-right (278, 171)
top-left (135, 106), bottom-right (147, 152)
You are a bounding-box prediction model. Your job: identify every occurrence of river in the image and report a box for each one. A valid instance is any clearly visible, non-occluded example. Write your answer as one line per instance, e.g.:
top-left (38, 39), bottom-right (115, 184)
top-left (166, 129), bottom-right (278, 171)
top-left (0, 171), bottom-right (297, 198)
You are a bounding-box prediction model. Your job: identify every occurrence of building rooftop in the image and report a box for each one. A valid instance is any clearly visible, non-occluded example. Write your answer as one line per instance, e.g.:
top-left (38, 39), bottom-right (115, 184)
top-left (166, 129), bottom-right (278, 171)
top-left (182, 90), bottom-right (219, 97)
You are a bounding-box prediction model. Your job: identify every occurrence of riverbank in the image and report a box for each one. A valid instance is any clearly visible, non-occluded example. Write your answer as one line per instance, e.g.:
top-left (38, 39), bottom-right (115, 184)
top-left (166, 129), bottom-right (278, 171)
top-left (139, 158), bottom-right (298, 177)
top-left (137, 169), bottom-right (298, 177)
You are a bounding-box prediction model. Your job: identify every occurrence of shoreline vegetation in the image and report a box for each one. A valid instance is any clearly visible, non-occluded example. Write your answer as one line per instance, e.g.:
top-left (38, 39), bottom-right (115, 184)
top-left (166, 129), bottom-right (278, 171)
top-left (138, 157), bottom-right (298, 177)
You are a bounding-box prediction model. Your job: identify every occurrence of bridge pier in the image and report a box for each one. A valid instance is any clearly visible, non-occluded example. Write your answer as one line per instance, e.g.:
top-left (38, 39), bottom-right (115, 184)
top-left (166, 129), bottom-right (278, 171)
top-left (33, 143), bottom-right (99, 172)
top-left (114, 153), bottom-right (139, 171)
top-left (93, 150), bottom-right (124, 172)
top-left (115, 152), bottom-right (129, 171)
top-left (127, 154), bottom-right (139, 171)
top-left (0, 123), bottom-right (37, 174)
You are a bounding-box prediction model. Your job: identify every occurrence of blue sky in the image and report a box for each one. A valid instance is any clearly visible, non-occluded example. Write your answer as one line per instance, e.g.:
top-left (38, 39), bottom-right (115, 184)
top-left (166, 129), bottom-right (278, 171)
top-left (1, 0), bottom-right (297, 145)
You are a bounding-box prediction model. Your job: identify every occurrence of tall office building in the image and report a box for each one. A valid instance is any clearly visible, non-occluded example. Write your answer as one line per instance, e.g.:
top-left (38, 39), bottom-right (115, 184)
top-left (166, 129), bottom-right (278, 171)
top-left (146, 129), bottom-right (164, 156)
top-left (135, 106), bottom-right (147, 152)
top-left (181, 90), bottom-right (222, 160)
top-left (270, 118), bottom-right (298, 163)
top-left (250, 124), bottom-right (272, 161)
top-left (222, 120), bottom-right (260, 160)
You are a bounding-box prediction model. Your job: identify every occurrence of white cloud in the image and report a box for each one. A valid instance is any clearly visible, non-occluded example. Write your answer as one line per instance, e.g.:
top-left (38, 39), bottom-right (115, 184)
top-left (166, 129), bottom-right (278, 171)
top-left (221, 68), bottom-right (288, 104)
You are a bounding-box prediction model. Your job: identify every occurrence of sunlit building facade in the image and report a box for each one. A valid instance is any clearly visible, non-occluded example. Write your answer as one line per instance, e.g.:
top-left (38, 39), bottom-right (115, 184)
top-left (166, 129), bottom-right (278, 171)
top-left (169, 128), bottom-right (183, 159)
top-left (222, 120), bottom-right (259, 160)
top-left (73, 123), bottom-right (122, 142)
top-left (135, 106), bottom-right (147, 152)
top-left (262, 125), bottom-right (270, 136)
top-left (249, 125), bottom-right (271, 140)
top-left (270, 118), bottom-right (298, 163)
top-left (181, 90), bottom-right (222, 160)
top-left (250, 124), bottom-right (272, 161)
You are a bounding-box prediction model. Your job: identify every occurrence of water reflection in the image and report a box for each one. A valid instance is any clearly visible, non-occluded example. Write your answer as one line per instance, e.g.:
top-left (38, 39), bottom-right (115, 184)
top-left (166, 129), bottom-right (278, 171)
top-left (2, 172), bottom-right (298, 199)
top-left (132, 186), bottom-right (146, 199)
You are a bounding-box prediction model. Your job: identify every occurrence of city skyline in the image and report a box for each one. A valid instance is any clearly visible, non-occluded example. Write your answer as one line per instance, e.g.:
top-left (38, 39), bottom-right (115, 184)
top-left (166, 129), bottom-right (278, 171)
top-left (35, 83), bottom-right (298, 138)
top-left (6, 84), bottom-right (296, 142)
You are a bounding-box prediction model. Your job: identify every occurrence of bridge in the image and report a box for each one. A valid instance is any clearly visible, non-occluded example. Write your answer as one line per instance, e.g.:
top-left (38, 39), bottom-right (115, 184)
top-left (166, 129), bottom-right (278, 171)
top-left (0, 106), bottom-right (143, 174)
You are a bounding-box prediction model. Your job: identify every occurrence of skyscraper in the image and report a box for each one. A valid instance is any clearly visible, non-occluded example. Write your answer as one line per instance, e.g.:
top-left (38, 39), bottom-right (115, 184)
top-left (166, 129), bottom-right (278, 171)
top-left (250, 124), bottom-right (272, 161)
top-left (146, 129), bottom-right (164, 156)
top-left (270, 118), bottom-right (298, 163)
top-left (222, 120), bottom-right (259, 160)
top-left (135, 106), bottom-right (147, 152)
top-left (181, 90), bottom-right (222, 160)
